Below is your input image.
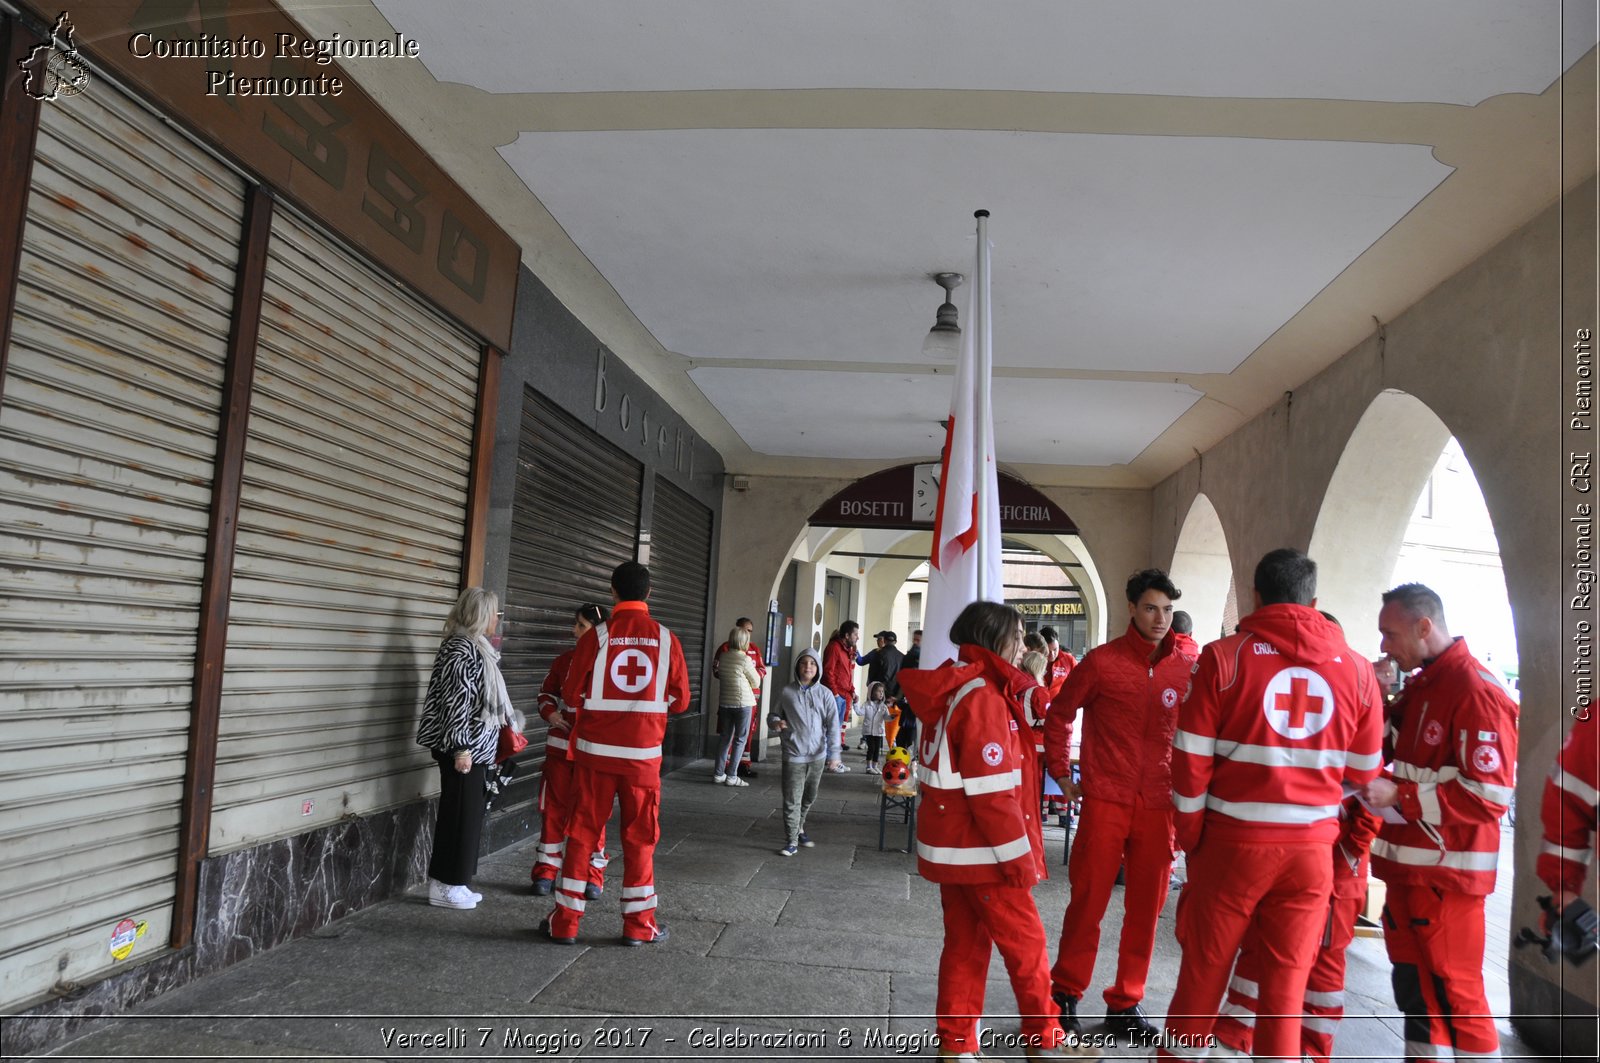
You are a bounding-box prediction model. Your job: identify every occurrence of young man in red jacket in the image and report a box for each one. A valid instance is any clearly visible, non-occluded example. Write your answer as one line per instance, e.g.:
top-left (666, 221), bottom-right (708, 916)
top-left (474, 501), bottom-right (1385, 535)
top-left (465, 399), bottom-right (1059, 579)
top-left (1043, 569), bottom-right (1196, 1043)
top-left (1160, 549), bottom-right (1383, 1062)
top-left (1039, 625), bottom-right (1076, 701)
top-left (1363, 583), bottom-right (1519, 1063)
top-left (542, 561), bottom-right (690, 947)
top-left (822, 621), bottom-right (860, 763)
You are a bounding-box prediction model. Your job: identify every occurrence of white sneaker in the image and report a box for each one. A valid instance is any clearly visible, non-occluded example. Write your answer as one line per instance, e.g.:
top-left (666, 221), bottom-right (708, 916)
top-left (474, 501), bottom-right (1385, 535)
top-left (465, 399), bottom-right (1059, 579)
top-left (725, 775), bottom-right (749, 787)
top-left (713, 773), bottom-right (726, 784)
top-left (428, 880), bottom-right (478, 909)
top-left (465, 888), bottom-right (483, 903)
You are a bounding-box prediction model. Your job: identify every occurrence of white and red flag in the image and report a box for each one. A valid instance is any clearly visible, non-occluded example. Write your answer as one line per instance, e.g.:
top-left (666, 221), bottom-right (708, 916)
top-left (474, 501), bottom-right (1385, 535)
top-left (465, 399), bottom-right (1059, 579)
top-left (921, 213), bottom-right (1002, 671)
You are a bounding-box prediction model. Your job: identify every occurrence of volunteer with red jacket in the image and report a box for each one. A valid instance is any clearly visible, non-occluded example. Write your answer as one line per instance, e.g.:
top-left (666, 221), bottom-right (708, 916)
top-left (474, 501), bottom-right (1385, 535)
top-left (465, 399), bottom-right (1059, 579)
top-left (1537, 708), bottom-right (1597, 915)
top-left (530, 603), bottom-right (610, 896)
top-left (823, 621), bottom-right (860, 755)
top-left (1040, 625), bottom-right (1076, 701)
top-left (1043, 568), bottom-right (1196, 1042)
top-left (1364, 583), bottom-right (1518, 1063)
top-left (1161, 549), bottom-right (1383, 1062)
top-left (899, 601), bottom-right (1097, 1061)
top-left (542, 562), bottom-right (690, 947)
top-left (1169, 610), bottom-right (1200, 660)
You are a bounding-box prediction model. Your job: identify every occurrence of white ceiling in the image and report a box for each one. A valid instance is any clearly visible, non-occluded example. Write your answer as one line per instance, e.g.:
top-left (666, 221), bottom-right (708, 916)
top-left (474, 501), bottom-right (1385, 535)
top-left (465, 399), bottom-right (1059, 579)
top-left (318, 0), bottom-right (1599, 483)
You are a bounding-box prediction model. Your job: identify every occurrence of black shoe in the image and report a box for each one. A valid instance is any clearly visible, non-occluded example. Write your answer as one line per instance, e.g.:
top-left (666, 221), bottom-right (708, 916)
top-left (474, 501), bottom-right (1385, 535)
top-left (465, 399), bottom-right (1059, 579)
top-left (530, 877), bottom-right (554, 896)
top-left (621, 925), bottom-right (669, 946)
top-left (1104, 1003), bottom-right (1158, 1042)
top-left (1052, 991), bottom-right (1082, 1035)
top-left (537, 917), bottom-right (575, 946)
top-left (584, 882), bottom-right (603, 901)
top-left (738, 764), bottom-right (758, 779)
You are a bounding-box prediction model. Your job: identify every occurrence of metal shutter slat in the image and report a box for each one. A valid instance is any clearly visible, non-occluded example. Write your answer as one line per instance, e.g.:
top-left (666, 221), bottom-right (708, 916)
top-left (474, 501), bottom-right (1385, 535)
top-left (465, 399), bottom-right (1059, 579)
top-left (647, 478), bottom-right (714, 728)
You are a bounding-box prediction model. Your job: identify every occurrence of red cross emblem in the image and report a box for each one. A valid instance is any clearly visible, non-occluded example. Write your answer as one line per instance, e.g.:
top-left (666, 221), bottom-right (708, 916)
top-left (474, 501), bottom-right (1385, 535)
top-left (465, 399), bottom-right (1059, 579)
top-left (610, 649), bottom-right (653, 694)
top-left (1262, 667), bottom-right (1334, 739)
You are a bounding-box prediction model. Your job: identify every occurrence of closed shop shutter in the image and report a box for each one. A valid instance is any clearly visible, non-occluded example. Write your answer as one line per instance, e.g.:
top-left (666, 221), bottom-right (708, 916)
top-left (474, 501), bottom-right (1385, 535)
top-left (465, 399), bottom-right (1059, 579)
top-left (648, 476), bottom-right (714, 734)
top-left (501, 387), bottom-right (641, 795)
top-left (0, 83), bottom-right (245, 1006)
top-left (209, 210), bottom-right (480, 851)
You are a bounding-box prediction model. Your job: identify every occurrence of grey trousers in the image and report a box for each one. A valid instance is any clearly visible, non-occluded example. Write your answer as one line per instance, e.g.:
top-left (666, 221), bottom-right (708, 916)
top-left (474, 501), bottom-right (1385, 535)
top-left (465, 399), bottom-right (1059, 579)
top-left (780, 757), bottom-right (825, 844)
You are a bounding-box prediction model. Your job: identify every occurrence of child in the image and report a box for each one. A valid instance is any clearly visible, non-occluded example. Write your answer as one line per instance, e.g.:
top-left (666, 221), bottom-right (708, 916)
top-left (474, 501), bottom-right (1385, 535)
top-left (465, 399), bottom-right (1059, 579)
top-left (858, 681), bottom-right (890, 771)
top-left (768, 648), bottom-right (843, 856)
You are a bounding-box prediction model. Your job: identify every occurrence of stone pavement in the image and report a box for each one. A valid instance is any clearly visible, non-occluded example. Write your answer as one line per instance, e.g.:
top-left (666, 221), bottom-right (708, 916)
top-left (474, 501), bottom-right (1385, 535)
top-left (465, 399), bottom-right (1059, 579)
top-left (22, 752), bottom-right (1552, 1062)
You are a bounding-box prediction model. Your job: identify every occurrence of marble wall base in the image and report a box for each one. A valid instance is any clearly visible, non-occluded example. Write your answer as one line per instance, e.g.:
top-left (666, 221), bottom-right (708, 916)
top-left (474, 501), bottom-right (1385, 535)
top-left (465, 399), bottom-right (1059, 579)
top-left (3, 799), bottom-right (437, 1058)
top-left (1509, 967), bottom-right (1599, 1059)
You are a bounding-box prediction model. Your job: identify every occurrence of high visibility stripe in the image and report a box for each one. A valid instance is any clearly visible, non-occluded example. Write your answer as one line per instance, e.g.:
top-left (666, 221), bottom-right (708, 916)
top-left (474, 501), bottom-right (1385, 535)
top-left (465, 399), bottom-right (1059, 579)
top-left (560, 877), bottom-right (588, 893)
top-left (963, 770), bottom-right (1022, 796)
top-left (622, 885), bottom-right (655, 899)
top-left (1173, 729), bottom-right (1215, 756)
top-left (1163, 1037), bottom-right (1212, 1060)
top-left (583, 698), bottom-right (670, 714)
top-left (576, 738), bottom-right (662, 760)
top-left (914, 677), bottom-right (986, 791)
top-left (654, 622), bottom-right (672, 702)
top-left (1459, 778), bottom-right (1515, 805)
top-left (536, 854), bottom-right (561, 869)
top-left (916, 763), bottom-right (962, 790)
top-left (917, 834), bottom-right (1032, 865)
top-left (554, 892), bottom-right (586, 912)
top-left (1228, 975), bottom-right (1259, 998)
top-left (546, 733), bottom-right (569, 750)
top-left (1454, 1049), bottom-right (1502, 1060)
top-left (1219, 1001), bottom-right (1256, 1028)
top-left (1303, 989), bottom-right (1344, 1008)
top-left (1211, 741), bottom-right (1354, 770)
top-left (589, 622), bottom-right (611, 700)
top-left (1173, 791), bottom-right (1207, 813)
top-left (1403, 1040), bottom-right (1440, 1059)
top-left (1541, 840), bottom-right (1592, 862)
top-left (1206, 796), bottom-right (1339, 824)
top-left (1552, 765), bottom-right (1600, 805)
top-left (1392, 762), bottom-right (1460, 784)
top-left (1348, 749), bottom-right (1383, 771)
top-left (588, 850), bottom-right (609, 868)
top-left (622, 896), bottom-right (659, 913)
top-left (1371, 839), bottom-right (1499, 871)
top-left (1417, 782), bottom-right (1443, 825)
top-left (1301, 1015), bottom-right (1339, 1036)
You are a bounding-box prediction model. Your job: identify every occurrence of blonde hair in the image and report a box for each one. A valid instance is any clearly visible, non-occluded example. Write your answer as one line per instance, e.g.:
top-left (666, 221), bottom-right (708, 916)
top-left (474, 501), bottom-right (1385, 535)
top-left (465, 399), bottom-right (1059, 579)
top-left (444, 586), bottom-right (499, 640)
top-left (728, 625), bottom-right (751, 650)
top-left (1019, 650), bottom-right (1048, 683)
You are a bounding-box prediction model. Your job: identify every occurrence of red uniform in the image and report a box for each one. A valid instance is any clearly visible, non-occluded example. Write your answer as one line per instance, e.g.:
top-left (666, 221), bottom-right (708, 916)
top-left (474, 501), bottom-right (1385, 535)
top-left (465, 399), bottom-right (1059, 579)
top-left (1213, 798), bottom-right (1382, 1063)
top-left (713, 639), bottom-right (767, 766)
top-left (1370, 637), bottom-right (1517, 1062)
top-left (529, 650), bottom-right (607, 888)
top-left (1043, 624), bottom-right (1195, 1011)
top-left (1020, 680), bottom-right (1049, 765)
top-left (550, 601), bottom-right (690, 942)
top-left (1538, 710), bottom-right (1598, 896)
top-left (1160, 605), bottom-right (1382, 1062)
top-left (900, 645), bottom-right (1064, 1056)
top-left (1048, 651), bottom-right (1076, 701)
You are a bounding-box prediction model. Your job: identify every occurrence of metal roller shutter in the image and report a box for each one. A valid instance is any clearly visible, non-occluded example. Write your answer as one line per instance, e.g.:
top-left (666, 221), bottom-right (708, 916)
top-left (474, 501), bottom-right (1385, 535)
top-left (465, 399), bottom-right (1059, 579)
top-left (500, 387), bottom-right (641, 798)
top-left (0, 83), bottom-right (245, 1006)
top-left (209, 210), bottom-right (480, 851)
top-left (649, 476), bottom-right (714, 727)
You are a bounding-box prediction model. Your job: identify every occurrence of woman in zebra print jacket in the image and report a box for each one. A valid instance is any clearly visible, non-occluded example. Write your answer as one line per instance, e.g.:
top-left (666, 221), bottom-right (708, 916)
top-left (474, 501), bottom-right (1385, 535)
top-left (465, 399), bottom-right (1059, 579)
top-left (416, 586), bottom-right (508, 910)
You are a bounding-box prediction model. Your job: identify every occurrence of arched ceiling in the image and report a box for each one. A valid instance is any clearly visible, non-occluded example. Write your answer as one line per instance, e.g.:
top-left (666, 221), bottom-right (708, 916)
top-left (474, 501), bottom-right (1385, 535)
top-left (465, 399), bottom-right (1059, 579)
top-left (289, 1), bottom-right (1596, 487)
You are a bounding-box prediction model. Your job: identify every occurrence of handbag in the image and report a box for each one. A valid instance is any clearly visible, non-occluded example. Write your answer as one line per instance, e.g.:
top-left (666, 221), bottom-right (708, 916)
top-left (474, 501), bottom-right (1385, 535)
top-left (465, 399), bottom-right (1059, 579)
top-left (496, 723), bottom-right (527, 763)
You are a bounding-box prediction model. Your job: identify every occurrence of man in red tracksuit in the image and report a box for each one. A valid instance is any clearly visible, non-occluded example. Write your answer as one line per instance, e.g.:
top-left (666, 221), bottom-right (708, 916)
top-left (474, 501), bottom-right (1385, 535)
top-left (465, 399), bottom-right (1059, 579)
top-left (542, 561), bottom-right (690, 946)
top-left (529, 609), bottom-right (610, 895)
top-left (1212, 796), bottom-right (1383, 1062)
top-left (1044, 568), bottom-right (1197, 1042)
top-left (1364, 583), bottom-right (1518, 1062)
top-left (712, 616), bottom-right (767, 776)
top-left (1040, 624), bottom-right (1076, 702)
top-left (823, 621), bottom-right (860, 755)
top-left (1537, 708), bottom-right (1597, 918)
top-left (1160, 549), bottom-right (1382, 1062)
top-left (1169, 610), bottom-right (1200, 660)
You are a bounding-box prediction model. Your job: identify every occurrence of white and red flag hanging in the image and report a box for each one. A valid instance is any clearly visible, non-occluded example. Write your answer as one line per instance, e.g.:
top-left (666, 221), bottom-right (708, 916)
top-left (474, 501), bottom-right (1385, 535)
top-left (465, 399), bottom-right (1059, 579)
top-left (920, 212), bottom-right (1003, 671)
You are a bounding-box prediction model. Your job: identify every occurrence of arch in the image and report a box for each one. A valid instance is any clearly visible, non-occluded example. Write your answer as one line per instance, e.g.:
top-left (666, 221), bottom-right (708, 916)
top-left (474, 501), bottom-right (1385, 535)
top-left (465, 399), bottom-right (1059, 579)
top-left (1168, 493), bottom-right (1235, 643)
top-left (1308, 389), bottom-right (1452, 658)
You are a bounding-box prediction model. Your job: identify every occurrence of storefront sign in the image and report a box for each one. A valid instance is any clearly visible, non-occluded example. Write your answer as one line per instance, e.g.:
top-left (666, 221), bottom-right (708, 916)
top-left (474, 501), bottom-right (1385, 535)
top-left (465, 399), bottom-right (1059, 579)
top-left (810, 464), bottom-right (1078, 534)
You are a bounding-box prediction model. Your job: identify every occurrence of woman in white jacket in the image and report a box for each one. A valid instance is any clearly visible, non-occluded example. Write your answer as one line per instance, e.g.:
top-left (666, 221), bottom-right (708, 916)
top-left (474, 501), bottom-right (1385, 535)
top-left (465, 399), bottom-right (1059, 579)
top-left (713, 626), bottom-right (761, 786)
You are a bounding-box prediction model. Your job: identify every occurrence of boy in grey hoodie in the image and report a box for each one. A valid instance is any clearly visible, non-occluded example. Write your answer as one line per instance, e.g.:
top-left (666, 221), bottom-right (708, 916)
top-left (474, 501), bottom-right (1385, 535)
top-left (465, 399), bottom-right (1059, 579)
top-left (768, 648), bottom-right (843, 856)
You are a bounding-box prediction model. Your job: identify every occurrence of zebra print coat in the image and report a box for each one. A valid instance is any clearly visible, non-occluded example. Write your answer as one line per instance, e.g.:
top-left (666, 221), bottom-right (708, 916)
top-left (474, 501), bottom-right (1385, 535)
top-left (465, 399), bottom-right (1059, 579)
top-left (416, 636), bottom-right (498, 764)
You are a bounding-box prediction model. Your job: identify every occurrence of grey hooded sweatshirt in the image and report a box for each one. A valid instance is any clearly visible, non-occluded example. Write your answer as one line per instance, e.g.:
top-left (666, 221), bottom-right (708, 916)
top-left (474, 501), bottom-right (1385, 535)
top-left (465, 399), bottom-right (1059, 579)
top-left (768, 648), bottom-right (841, 764)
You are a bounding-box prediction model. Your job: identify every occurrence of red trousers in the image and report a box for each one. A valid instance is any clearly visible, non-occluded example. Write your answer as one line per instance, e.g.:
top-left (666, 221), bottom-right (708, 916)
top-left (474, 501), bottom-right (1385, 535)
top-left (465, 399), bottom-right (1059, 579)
top-left (531, 749), bottom-right (607, 886)
top-left (1051, 795), bottom-right (1174, 1008)
top-left (937, 882), bottom-right (1065, 1054)
top-left (1214, 892), bottom-right (1362, 1063)
top-left (549, 769), bottom-right (661, 942)
top-left (1158, 837), bottom-right (1331, 1062)
top-left (1382, 885), bottom-right (1499, 1061)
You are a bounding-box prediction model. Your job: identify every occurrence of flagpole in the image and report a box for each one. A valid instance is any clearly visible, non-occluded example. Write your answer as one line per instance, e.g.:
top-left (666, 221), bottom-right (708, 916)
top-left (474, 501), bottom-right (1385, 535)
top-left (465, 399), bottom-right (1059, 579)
top-left (974, 209), bottom-right (992, 601)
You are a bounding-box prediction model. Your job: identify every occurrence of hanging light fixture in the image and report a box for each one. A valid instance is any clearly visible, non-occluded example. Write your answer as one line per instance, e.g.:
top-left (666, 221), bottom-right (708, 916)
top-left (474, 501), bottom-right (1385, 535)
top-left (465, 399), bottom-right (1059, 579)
top-left (922, 272), bottom-right (964, 360)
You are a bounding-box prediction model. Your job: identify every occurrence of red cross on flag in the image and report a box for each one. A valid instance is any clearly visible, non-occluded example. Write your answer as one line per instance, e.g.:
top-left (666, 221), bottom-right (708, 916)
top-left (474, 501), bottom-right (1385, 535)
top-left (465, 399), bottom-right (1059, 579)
top-left (921, 213), bottom-right (1004, 672)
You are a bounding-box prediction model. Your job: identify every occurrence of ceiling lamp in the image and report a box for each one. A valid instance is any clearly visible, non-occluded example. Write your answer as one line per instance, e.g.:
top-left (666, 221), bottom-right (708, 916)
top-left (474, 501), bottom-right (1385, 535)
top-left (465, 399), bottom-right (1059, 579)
top-left (922, 272), bottom-right (964, 360)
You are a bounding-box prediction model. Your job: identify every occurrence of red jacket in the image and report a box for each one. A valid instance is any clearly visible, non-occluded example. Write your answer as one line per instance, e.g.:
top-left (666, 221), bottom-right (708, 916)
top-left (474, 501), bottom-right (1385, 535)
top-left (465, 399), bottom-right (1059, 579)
top-left (1047, 652), bottom-right (1076, 701)
top-left (1370, 638), bottom-right (1518, 895)
top-left (561, 600), bottom-right (691, 784)
top-left (1171, 632), bottom-right (1200, 660)
top-left (900, 645), bottom-right (1045, 887)
top-left (1020, 679), bottom-right (1049, 761)
top-left (538, 649), bottom-right (576, 754)
top-left (822, 635), bottom-right (857, 704)
top-left (1539, 710), bottom-right (1598, 895)
top-left (1044, 624), bottom-right (1196, 806)
top-left (713, 641), bottom-right (767, 693)
top-left (1171, 604), bottom-right (1382, 852)
top-left (1331, 797), bottom-right (1383, 899)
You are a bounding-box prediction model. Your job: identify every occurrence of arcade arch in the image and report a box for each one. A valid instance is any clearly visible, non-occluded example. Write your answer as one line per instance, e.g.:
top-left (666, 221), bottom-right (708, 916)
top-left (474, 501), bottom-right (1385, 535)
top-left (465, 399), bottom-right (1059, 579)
top-left (1168, 493), bottom-right (1235, 643)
